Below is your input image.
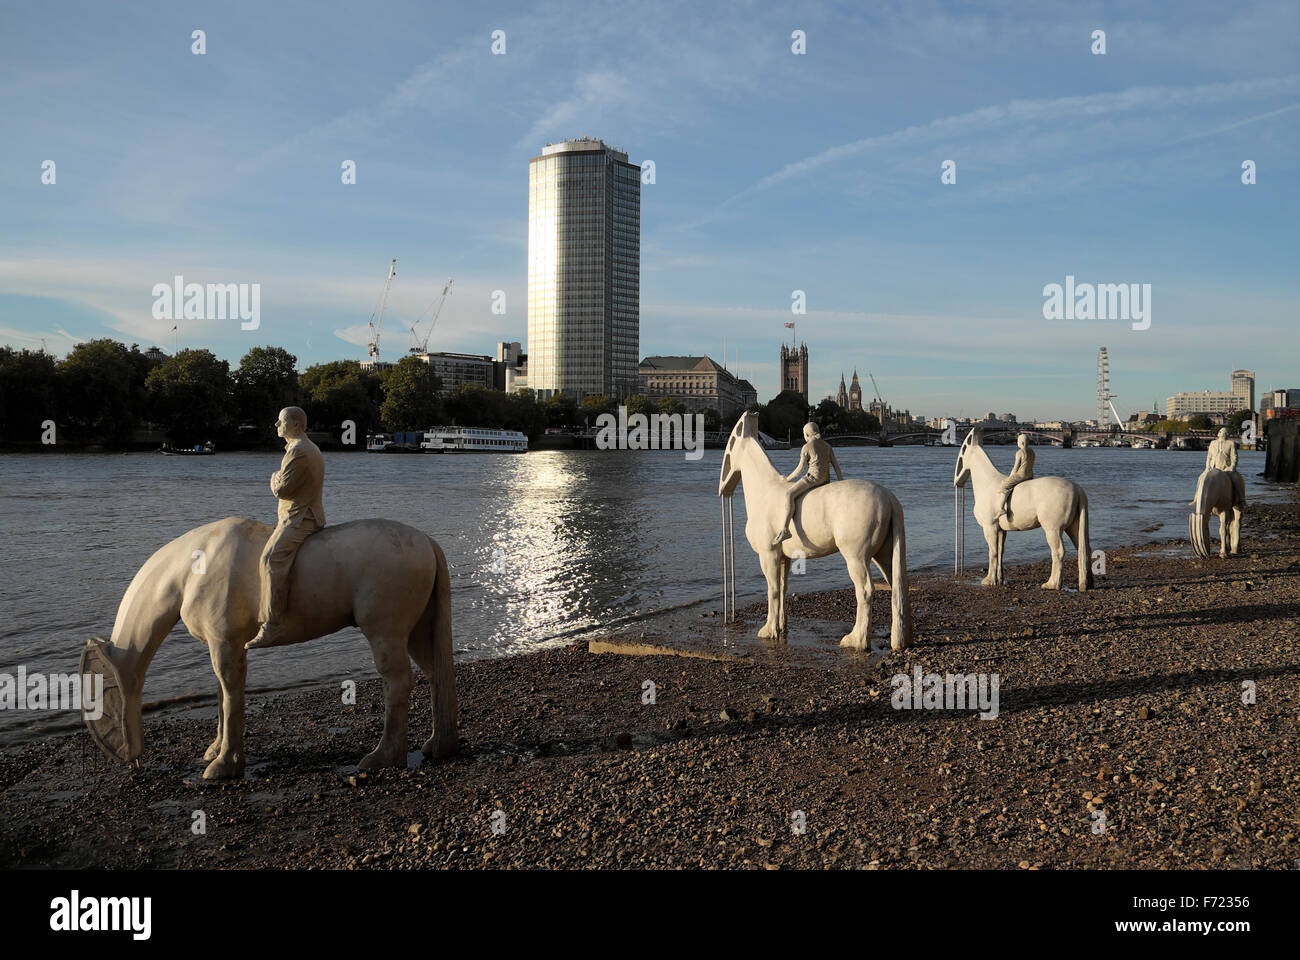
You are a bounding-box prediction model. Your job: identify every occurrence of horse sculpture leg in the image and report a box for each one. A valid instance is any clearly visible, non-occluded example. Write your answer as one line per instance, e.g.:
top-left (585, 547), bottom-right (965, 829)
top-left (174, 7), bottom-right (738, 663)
top-left (981, 525), bottom-right (999, 586)
top-left (778, 556), bottom-right (790, 636)
top-left (1042, 525), bottom-right (1065, 589)
top-left (1230, 507), bottom-right (1241, 555)
top-left (204, 684), bottom-right (224, 762)
top-left (1217, 510), bottom-right (1228, 558)
top-left (757, 551), bottom-right (782, 640)
top-left (203, 637), bottom-right (247, 780)
top-left (359, 637), bottom-right (413, 770)
top-left (840, 552), bottom-right (873, 650)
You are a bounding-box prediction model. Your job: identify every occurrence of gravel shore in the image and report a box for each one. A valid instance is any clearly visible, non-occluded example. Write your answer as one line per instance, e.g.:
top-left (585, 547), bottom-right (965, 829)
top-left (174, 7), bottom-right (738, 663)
top-left (3, 496), bottom-right (1298, 870)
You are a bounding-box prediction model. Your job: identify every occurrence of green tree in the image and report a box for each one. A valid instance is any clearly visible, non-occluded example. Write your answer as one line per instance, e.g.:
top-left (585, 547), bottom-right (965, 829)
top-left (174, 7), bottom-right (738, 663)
top-left (758, 389), bottom-right (810, 443)
top-left (503, 391), bottom-right (547, 439)
top-left (0, 346), bottom-right (59, 442)
top-left (1186, 414), bottom-right (1213, 431)
top-left (299, 360), bottom-right (382, 434)
top-left (234, 346), bottom-right (299, 440)
top-left (144, 349), bottom-right (233, 445)
top-left (59, 339), bottom-right (153, 444)
top-left (580, 394), bottom-right (613, 423)
top-left (543, 392), bottom-right (579, 429)
top-left (380, 356), bottom-right (443, 430)
top-left (1226, 409), bottom-right (1253, 435)
top-left (813, 398), bottom-right (844, 435)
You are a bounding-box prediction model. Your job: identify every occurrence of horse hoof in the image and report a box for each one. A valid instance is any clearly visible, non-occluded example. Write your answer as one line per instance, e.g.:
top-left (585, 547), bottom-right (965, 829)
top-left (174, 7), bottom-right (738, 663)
top-left (980, 577), bottom-right (994, 587)
top-left (839, 635), bottom-right (866, 650)
top-left (421, 736), bottom-right (457, 760)
top-left (757, 626), bottom-right (777, 640)
top-left (203, 755), bottom-right (244, 780)
top-left (203, 742), bottom-right (221, 762)
top-left (1040, 581), bottom-right (1059, 590)
top-left (358, 749), bottom-right (405, 771)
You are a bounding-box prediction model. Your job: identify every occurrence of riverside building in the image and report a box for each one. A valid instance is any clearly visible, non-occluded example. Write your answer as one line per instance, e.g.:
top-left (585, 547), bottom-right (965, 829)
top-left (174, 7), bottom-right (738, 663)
top-left (527, 138), bottom-right (641, 401)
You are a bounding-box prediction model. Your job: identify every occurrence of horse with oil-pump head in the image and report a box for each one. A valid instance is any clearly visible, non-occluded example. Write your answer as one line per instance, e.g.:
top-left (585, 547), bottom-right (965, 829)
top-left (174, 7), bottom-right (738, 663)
top-left (717, 412), bottom-right (912, 651)
top-left (81, 517), bottom-right (456, 779)
top-left (953, 429), bottom-right (1093, 591)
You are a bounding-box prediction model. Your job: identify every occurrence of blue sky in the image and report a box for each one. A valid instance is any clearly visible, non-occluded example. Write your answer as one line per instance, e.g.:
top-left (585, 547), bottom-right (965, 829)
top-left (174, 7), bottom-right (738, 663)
top-left (1, 0), bottom-right (1296, 420)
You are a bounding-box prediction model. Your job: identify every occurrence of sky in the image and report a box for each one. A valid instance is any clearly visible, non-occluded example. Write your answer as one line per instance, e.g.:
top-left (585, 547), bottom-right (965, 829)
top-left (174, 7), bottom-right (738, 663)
top-left (1, 0), bottom-right (1296, 421)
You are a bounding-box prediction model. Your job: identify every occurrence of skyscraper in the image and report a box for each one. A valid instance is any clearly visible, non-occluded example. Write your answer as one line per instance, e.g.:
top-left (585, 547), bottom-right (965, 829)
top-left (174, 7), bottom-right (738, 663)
top-left (527, 138), bottom-right (641, 400)
top-left (1231, 369), bottom-right (1255, 412)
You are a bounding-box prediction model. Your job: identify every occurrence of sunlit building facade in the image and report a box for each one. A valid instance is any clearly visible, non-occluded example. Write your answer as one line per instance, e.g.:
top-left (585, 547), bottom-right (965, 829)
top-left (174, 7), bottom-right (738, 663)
top-left (527, 138), bottom-right (641, 400)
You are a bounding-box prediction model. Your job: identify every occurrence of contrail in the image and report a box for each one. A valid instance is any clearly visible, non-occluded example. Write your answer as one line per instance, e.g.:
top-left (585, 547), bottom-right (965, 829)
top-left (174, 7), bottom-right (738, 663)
top-left (1171, 101), bottom-right (1300, 143)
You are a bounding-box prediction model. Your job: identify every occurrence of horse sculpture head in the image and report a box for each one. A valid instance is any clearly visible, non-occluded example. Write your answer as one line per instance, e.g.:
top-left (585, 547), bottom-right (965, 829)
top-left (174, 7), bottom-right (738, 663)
top-left (953, 428), bottom-right (980, 488)
top-left (80, 636), bottom-right (143, 767)
top-left (718, 411), bottom-right (757, 497)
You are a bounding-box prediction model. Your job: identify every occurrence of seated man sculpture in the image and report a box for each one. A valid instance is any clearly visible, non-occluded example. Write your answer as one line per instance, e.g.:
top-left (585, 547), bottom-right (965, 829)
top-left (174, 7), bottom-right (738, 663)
top-left (247, 406), bottom-right (326, 650)
top-left (997, 433), bottom-right (1035, 524)
top-left (772, 421), bottom-right (843, 546)
top-left (1206, 427), bottom-right (1246, 507)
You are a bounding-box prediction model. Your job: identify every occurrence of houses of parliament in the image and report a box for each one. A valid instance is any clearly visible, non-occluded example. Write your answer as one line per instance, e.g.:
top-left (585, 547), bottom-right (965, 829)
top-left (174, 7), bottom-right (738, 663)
top-left (836, 370), bottom-right (864, 411)
top-left (778, 342), bottom-right (866, 413)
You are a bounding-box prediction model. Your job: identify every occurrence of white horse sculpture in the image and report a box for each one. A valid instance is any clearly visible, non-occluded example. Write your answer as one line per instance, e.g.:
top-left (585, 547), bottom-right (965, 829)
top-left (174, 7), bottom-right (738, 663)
top-left (953, 430), bottom-right (1093, 591)
top-left (80, 517), bottom-right (456, 780)
top-left (718, 412), bottom-right (912, 651)
top-left (1189, 468), bottom-right (1241, 558)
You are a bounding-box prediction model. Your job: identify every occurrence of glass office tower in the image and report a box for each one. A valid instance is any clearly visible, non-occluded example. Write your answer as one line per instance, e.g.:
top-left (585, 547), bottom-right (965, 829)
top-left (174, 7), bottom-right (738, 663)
top-left (527, 138), bottom-right (641, 400)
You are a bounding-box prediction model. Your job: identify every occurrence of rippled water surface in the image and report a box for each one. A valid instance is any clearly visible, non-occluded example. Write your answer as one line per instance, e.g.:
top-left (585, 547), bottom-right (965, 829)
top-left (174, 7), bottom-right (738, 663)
top-left (0, 445), bottom-right (1281, 743)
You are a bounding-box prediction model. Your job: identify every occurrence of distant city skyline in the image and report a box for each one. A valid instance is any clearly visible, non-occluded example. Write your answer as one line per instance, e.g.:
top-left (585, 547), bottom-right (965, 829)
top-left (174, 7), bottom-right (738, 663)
top-left (1, 2), bottom-right (1297, 419)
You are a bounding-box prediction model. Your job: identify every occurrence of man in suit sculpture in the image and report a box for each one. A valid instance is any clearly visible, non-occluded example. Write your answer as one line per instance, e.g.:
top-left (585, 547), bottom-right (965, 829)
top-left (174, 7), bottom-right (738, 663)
top-left (772, 421), bottom-right (843, 547)
top-left (1206, 426), bottom-right (1246, 507)
top-left (246, 407), bottom-right (325, 649)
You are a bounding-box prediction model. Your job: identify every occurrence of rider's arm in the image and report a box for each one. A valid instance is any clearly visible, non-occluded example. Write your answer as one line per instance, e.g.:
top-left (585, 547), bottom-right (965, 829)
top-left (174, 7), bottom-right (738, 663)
top-left (784, 447), bottom-right (809, 482)
top-left (271, 451), bottom-right (310, 499)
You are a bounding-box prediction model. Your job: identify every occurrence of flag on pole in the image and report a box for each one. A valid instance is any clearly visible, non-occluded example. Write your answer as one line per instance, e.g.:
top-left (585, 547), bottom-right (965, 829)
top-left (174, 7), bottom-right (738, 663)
top-left (170, 325), bottom-right (177, 331)
top-left (783, 322), bottom-right (794, 328)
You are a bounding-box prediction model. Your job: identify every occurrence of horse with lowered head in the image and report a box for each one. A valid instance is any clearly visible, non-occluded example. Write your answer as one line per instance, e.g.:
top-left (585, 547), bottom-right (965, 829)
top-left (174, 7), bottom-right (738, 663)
top-left (81, 517), bottom-right (456, 779)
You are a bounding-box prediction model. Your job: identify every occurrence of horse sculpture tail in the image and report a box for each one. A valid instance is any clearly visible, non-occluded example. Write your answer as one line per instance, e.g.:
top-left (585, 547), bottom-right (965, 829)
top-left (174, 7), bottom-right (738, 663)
top-left (889, 493), bottom-right (912, 651)
top-left (409, 538), bottom-right (458, 757)
top-left (1189, 472), bottom-right (1211, 558)
top-left (1077, 488), bottom-right (1093, 591)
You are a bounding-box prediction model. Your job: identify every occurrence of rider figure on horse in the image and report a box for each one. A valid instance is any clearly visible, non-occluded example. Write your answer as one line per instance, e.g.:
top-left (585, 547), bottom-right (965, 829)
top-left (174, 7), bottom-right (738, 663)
top-left (772, 421), bottom-right (843, 547)
top-left (1206, 427), bottom-right (1246, 508)
top-left (247, 406), bottom-right (326, 650)
top-left (996, 433), bottom-right (1035, 525)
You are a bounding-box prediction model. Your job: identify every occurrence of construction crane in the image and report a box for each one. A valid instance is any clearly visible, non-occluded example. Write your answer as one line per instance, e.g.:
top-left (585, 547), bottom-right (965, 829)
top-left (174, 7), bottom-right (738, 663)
top-left (409, 278), bottom-right (454, 354)
top-left (868, 372), bottom-right (890, 415)
top-left (366, 258), bottom-right (397, 362)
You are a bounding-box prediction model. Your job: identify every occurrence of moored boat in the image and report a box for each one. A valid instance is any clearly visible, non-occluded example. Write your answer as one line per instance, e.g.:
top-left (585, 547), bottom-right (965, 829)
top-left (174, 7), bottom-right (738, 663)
top-left (420, 426), bottom-right (527, 453)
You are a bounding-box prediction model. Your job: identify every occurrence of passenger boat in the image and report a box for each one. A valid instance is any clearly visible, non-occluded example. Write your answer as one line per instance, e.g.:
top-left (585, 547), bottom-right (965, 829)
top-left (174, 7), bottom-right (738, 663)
top-left (420, 426), bottom-right (528, 453)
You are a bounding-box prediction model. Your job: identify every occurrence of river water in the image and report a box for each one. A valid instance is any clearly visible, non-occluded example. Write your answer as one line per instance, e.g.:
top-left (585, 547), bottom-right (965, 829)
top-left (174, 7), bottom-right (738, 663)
top-left (0, 445), bottom-right (1282, 744)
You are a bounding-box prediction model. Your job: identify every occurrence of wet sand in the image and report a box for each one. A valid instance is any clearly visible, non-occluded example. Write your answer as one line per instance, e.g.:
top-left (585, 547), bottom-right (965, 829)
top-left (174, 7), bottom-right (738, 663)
top-left (2, 496), bottom-right (1298, 870)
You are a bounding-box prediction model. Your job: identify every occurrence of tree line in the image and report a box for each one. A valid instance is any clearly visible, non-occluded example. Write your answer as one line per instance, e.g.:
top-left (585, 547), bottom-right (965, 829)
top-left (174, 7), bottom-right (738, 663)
top-left (0, 338), bottom-right (882, 448)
